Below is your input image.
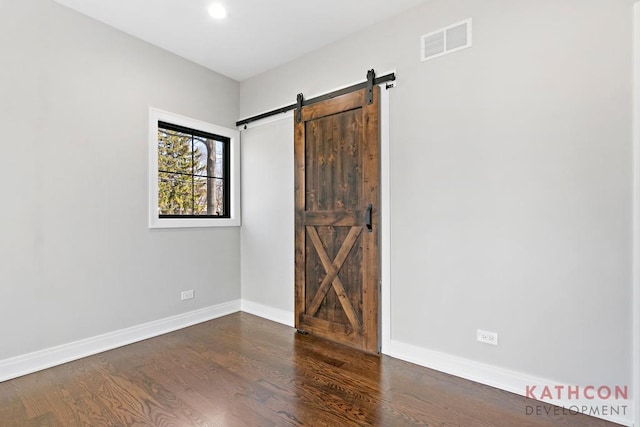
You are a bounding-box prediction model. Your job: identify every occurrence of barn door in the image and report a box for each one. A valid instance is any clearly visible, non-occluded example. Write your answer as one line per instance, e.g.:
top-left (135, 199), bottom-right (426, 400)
top-left (294, 87), bottom-right (380, 354)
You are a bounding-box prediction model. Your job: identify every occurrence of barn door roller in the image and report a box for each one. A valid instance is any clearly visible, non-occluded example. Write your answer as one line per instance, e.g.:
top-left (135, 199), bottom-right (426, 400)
top-left (296, 93), bottom-right (304, 123)
top-left (366, 69), bottom-right (375, 104)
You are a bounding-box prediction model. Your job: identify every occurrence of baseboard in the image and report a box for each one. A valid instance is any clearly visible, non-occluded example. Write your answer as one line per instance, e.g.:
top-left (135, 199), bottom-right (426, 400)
top-left (241, 299), bottom-right (294, 327)
top-left (385, 339), bottom-right (633, 426)
top-left (0, 299), bottom-right (241, 383)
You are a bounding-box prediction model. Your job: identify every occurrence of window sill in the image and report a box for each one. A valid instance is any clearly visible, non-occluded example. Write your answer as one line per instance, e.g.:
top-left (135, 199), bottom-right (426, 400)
top-left (149, 217), bottom-right (241, 229)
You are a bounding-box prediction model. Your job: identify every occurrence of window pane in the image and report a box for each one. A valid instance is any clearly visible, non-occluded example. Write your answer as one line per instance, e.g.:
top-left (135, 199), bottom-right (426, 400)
top-left (193, 176), bottom-right (208, 215)
top-left (209, 177), bottom-right (225, 216)
top-left (158, 172), bottom-right (195, 215)
top-left (157, 122), bottom-right (229, 218)
top-left (193, 138), bottom-right (208, 177)
top-left (158, 129), bottom-right (194, 174)
top-left (205, 139), bottom-right (223, 179)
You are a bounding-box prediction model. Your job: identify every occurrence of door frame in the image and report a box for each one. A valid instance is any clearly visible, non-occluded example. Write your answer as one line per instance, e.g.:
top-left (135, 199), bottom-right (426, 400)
top-left (379, 84), bottom-right (391, 353)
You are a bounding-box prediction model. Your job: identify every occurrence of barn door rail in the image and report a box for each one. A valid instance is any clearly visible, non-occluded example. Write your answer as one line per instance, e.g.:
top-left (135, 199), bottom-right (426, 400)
top-left (235, 69), bottom-right (395, 128)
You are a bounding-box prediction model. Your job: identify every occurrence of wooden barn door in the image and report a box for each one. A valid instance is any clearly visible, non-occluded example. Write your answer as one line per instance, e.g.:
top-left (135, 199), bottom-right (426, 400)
top-left (294, 87), bottom-right (380, 354)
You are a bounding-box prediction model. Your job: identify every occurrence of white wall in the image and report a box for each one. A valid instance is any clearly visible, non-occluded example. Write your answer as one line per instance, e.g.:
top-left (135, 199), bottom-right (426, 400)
top-left (0, 0), bottom-right (240, 361)
top-left (239, 0), bottom-right (635, 420)
top-left (240, 118), bottom-right (295, 321)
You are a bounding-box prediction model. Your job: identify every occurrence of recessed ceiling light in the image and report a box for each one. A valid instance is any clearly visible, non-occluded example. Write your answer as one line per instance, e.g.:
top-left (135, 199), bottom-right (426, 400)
top-left (208, 3), bottom-right (227, 20)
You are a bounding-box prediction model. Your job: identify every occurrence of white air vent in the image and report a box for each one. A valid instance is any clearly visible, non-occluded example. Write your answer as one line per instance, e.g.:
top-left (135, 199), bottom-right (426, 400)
top-left (421, 18), bottom-right (472, 62)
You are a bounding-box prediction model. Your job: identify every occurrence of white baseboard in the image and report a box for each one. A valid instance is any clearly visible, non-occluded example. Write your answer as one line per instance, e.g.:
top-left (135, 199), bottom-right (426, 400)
top-left (0, 299), bottom-right (241, 383)
top-left (241, 299), bottom-right (294, 327)
top-left (385, 339), bottom-right (633, 426)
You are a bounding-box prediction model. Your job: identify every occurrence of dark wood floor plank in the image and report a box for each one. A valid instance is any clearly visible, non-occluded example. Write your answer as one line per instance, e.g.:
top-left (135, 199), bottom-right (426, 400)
top-left (0, 312), bottom-right (623, 427)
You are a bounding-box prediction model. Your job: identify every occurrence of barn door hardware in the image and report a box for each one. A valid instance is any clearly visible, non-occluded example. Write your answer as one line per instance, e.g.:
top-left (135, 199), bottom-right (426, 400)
top-left (236, 69), bottom-right (396, 127)
top-left (366, 69), bottom-right (375, 104)
top-left (365, 204), bottom-right (373, 232)
top-left (296, 93), bottom-right (304, 123)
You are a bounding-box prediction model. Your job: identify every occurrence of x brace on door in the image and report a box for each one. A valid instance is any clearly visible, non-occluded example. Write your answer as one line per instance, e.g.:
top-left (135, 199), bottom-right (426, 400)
top-left (305, 226), bottom-right (363, 332)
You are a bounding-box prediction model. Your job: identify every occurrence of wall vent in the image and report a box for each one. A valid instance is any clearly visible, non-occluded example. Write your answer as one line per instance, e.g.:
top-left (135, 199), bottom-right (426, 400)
top-left (421, 18), bottom-right (472, 62)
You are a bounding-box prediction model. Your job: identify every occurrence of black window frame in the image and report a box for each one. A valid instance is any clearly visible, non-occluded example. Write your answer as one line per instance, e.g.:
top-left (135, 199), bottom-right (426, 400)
top-left (157, 120), bottom-right (231, 219)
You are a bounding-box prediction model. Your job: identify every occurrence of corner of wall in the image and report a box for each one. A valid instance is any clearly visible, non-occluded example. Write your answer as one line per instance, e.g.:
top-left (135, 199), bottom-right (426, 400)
top-left (240, 300), bottom-right (295, 327)
top-left (631, 3), bottom-right (639, 425)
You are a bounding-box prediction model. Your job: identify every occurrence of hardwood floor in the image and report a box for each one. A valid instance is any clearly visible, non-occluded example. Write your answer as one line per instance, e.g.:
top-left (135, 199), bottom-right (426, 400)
top-left (0, 313), bottom-right (622, 426)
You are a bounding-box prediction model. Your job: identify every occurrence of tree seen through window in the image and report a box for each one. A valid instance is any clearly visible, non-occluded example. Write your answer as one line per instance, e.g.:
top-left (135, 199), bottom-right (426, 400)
top-left (157, 122), bottom-right (229, 217)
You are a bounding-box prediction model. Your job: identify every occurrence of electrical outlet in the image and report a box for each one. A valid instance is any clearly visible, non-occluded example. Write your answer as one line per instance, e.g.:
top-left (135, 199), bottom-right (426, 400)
top-left (181, 290), bottom-right (194, 301)
top-left (477, 329), bottom-right (498, 346)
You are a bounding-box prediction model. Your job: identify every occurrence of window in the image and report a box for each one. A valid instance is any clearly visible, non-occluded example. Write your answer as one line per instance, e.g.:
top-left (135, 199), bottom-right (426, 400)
top-left (149, 108), bottom-right (240, 228)
top-left (157, 122), bottom-right (229, 217)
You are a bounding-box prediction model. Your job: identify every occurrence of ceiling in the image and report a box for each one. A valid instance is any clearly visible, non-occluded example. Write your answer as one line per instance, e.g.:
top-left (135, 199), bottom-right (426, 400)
top-left (53, 0), bottom-right (429, 81)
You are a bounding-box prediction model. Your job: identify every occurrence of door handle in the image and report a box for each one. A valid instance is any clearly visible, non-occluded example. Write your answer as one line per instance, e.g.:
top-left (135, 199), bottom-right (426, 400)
top-left (365, 204), bottom-right (373, 232)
